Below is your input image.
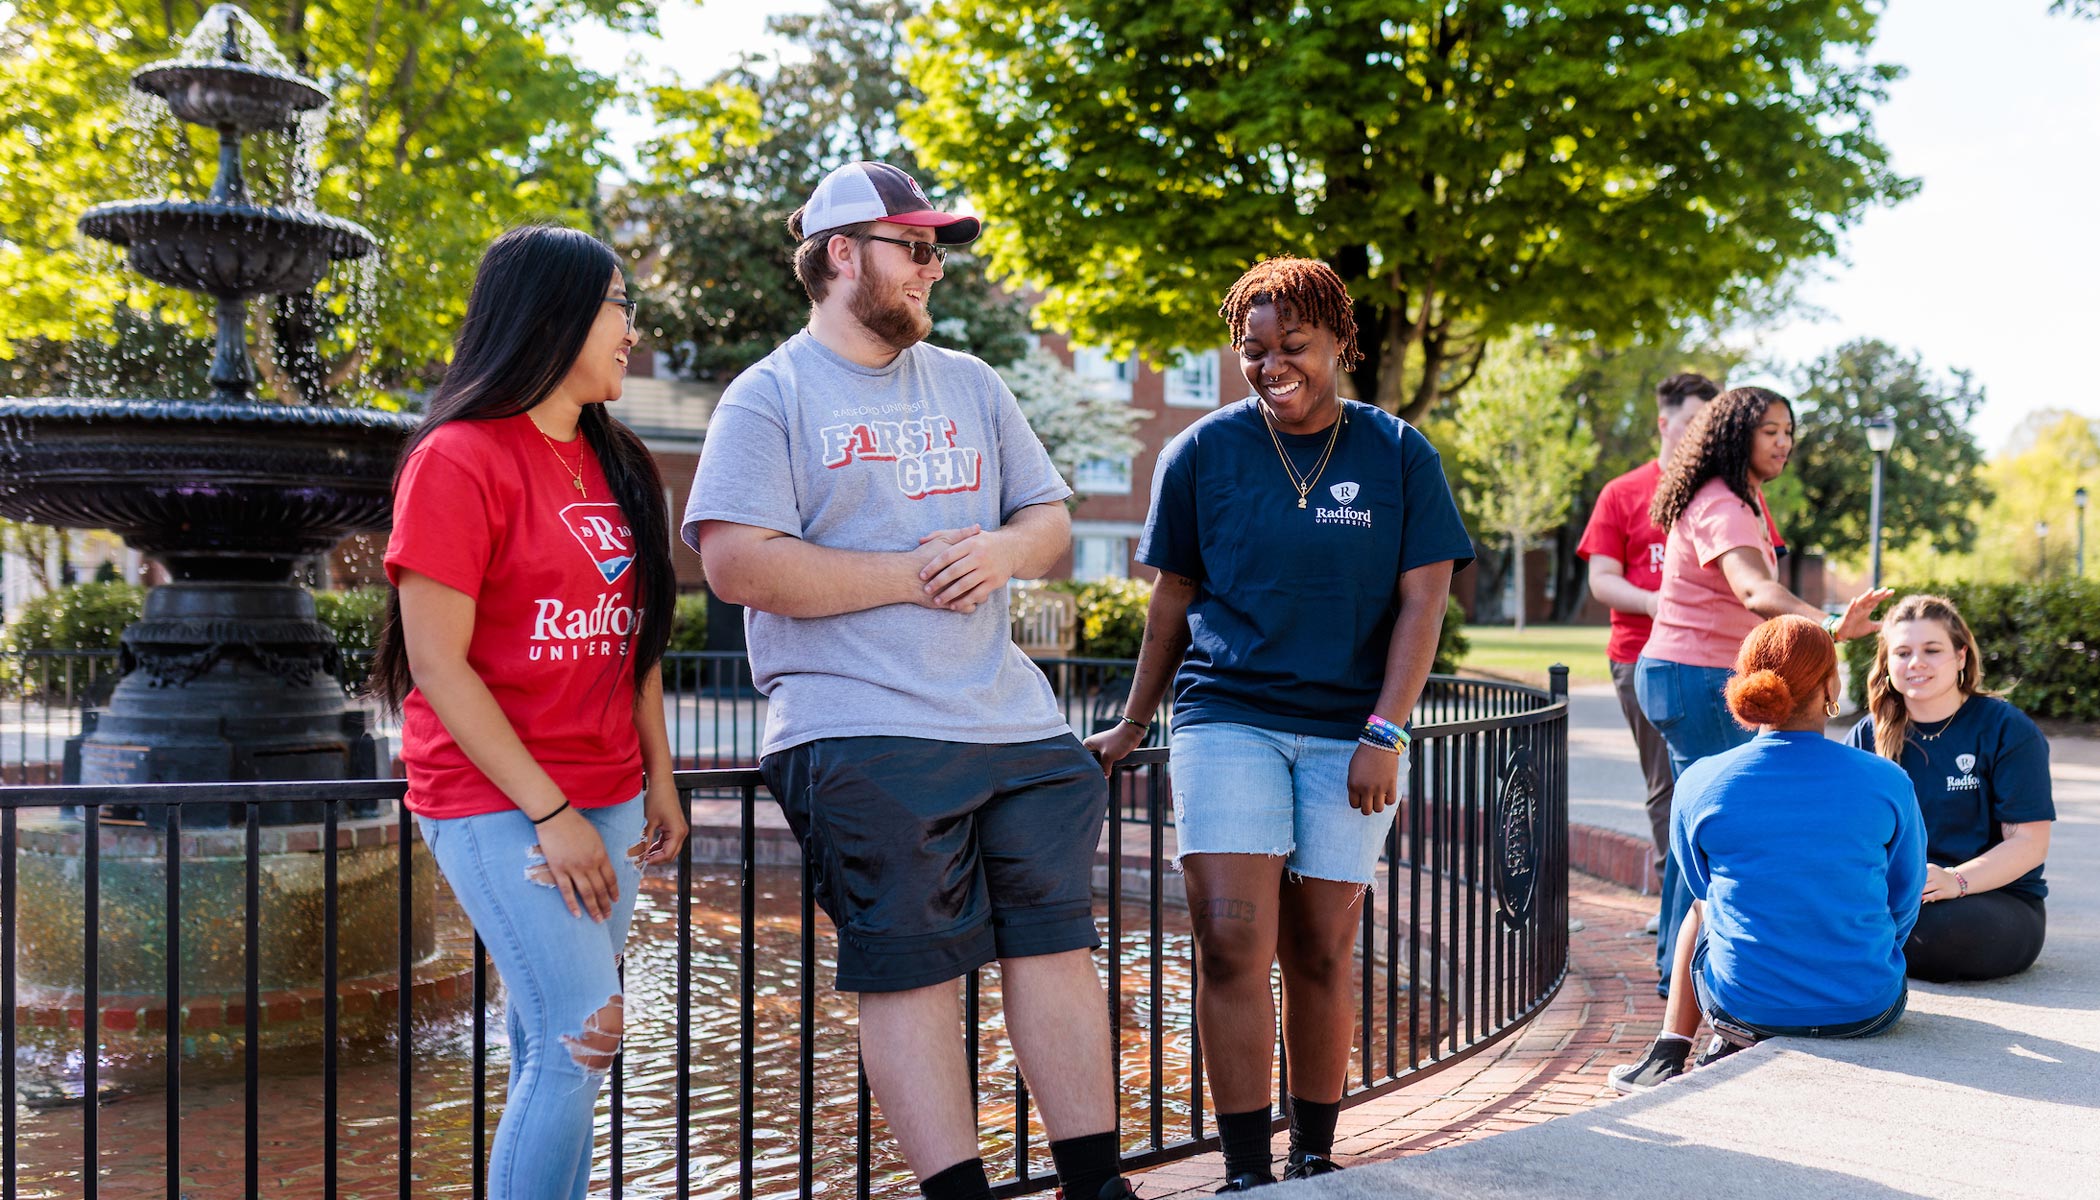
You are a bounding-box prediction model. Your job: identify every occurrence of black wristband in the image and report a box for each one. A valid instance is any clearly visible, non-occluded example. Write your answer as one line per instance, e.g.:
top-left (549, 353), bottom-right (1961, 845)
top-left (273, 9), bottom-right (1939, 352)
top-left (1117, 715), bottom-right (1150, 734)
top-left (530, 799), bottom-right (571, 826)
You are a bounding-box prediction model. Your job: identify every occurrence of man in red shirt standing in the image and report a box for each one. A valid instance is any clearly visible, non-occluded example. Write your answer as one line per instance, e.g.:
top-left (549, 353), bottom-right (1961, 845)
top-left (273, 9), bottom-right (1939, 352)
top-left (1578, 373), bottom-right (1782, 932)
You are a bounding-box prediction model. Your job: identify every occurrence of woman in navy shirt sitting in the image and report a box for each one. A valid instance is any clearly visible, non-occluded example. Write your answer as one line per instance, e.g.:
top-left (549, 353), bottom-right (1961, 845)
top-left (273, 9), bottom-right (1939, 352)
top-left (1847, 594), bottom-right (2053, 982)
top-left (1086, 257), bottom-right (1473, 1188)
top-left (1611, 614), bottom-right (1925, 1091)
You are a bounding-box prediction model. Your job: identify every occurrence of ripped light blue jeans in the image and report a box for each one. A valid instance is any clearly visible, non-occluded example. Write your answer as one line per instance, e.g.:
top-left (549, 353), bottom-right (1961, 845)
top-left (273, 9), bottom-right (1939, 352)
top-left (417, 794), bottom-right (645, 1200)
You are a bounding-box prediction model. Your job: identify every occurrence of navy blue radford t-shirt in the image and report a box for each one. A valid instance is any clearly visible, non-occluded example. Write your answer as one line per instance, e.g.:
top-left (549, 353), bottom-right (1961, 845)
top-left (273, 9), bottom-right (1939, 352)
top-left (1137, 398), bottom-right (1474, 740)
top-left (1846, 696), bottom-right (2054, 901)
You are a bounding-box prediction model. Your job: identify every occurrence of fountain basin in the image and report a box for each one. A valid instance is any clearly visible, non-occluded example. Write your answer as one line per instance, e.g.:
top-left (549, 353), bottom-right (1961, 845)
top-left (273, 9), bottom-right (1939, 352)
top-left (133, 58), bottom-right (328, 133)
top-left (78, 201), bottom-right (375, 297)
top-left (0, 398), bottom-right (416, 562)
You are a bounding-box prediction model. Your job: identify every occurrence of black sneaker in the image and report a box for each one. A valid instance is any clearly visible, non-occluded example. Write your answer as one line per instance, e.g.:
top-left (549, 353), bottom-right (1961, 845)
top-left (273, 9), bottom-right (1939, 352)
top-left (1694, 1034), bottom-right (1748, 1069)
top-left (1607, 1037), bottom-right (1691, 1093)
top-left (1282, 1152), bottom-right (1344, 1181)
top-left (1217, 1172), bottom-right (1276, 1193)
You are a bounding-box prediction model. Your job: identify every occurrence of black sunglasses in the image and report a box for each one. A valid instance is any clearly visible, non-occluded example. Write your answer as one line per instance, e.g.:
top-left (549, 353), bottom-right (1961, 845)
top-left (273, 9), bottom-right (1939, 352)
top-left (603, 295), bottom-right (638, 332)
top-left (862, 234), bottom-right (947, 266)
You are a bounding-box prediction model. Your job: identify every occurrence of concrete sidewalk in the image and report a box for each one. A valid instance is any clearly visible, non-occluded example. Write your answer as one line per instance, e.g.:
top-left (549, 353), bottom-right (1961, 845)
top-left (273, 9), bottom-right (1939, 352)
top-left (1297, 695), bottom-right (2100, 1199)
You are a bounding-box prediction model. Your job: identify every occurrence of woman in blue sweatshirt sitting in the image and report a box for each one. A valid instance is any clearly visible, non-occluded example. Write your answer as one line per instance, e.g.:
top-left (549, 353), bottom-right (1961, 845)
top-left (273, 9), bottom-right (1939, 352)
top-left (1611, 614), bottom-right (1926, 1091)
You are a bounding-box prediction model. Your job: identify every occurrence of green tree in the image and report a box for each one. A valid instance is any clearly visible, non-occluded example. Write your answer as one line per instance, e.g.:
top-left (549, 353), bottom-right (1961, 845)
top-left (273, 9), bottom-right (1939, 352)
top-left (904, 2), bottom-right (1913, 422)
top-left (1448, 340), bottom-right (1598, 632)
top-left (1783, 340), bottom-right (1988, 587)
top-left (0, 0), bottom-right (643, 402)
top-left (619, 0), bottom-right (1033, 379)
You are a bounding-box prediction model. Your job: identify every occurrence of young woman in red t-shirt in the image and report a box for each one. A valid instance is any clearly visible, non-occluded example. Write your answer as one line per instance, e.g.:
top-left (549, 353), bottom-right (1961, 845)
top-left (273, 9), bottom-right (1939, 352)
top-left (370, 225), bottom-right (685, 1200)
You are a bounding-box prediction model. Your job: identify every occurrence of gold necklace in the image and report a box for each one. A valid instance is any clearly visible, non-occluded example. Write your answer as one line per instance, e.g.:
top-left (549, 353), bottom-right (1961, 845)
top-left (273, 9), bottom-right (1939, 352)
top-left (1260, 399), bottom-right (1343, 509)
top-left (534, 424), bottom-right (588, 497)
top-left (1913, 696), bottom-right (1966, 741)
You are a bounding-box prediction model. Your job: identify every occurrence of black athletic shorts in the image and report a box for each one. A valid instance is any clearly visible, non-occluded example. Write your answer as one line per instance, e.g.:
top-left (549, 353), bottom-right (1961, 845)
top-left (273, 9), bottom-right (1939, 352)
top-left (759, 734), bottom-right (1107, 993)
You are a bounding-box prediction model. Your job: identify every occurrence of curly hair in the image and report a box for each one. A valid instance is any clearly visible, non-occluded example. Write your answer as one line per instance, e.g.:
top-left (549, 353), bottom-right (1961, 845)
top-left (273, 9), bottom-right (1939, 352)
top-left (1866, 594), bottom-right (1992, 763)
top-left (1217, 256), bottom-right (1363, 368)
top-left (1649, 386), bottom-right (1790, 529)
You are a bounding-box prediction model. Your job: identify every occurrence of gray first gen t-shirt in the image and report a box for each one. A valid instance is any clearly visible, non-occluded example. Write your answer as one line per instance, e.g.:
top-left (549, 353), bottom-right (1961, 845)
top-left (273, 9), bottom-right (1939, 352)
top-left (683, 331), bottom-right (1074, 756)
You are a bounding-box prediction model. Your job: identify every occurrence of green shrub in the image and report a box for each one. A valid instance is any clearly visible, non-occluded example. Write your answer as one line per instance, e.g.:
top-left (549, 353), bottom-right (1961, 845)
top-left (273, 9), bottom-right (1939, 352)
top-left (1436, 595), bottom-right (1469, 676)
top-left (1843, 579), bottom-right (2100, 723)
top-left (667, 592), bottom-right (709, 654)
top-left (313, 587), bottom-right (387, 655)
top-left (1063, 578), bottom-right (1150, 660)
top-left (2, 581), bottom-right (145, 652)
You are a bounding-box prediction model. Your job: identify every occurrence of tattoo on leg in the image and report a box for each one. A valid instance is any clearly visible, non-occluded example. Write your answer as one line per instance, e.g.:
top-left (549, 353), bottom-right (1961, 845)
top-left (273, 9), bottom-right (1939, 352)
top-left (1195, 898), bottom-right (1258, 925)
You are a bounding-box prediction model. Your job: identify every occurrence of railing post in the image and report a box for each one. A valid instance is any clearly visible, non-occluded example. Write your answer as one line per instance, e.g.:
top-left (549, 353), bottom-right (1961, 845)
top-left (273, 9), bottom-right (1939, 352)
top-left (1548, 663), bottom-right (1568, 703)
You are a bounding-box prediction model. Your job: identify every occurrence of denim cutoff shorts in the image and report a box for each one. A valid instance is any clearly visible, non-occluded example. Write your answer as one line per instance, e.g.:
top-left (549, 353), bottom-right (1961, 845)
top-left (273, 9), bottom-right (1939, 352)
top-left (1169, 721), bottom-right (1402, 885)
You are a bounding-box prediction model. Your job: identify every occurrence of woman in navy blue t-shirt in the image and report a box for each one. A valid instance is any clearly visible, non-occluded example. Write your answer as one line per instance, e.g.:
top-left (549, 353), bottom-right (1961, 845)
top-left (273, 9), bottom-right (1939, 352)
top-left (1846, 594), bottom-right (2054, 982)
top-left (1086, 257), bottom-right (1473, 1189)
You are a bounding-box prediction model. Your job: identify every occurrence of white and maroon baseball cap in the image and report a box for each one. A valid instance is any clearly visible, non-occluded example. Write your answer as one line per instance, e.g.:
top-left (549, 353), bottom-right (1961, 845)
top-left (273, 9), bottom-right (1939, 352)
top-left (798, 161), bottom-right (981, 245)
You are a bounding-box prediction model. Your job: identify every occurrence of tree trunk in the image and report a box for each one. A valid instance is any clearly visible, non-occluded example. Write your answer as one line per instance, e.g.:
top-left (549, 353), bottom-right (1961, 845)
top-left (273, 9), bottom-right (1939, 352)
top-left (1511, 530), bottom-right (1527, 634)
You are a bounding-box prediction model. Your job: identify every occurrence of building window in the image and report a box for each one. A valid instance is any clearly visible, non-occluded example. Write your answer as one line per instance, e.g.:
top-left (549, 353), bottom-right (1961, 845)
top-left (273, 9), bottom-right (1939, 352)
top-left (1073, 535), bottom-right (1129, 583)
top-left (1164, 348), bottom-right (1219, 408)
top-left (1073, 454), bottom-right (1133, 495)
top-left (1072, 345), bottom-right (1134, 401)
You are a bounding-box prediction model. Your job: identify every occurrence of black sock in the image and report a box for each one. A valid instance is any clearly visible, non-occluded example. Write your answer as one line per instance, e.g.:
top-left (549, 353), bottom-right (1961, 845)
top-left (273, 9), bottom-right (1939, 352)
top-left (1050, 1131), bottom-right (1120, 1200)
top-left (1217, 1106), bottom-right (1274, 1180)
top-left (1286, 1095), bottom-right (1339, 1161)
top-left (921, 1158), bottom-right (993, 1200)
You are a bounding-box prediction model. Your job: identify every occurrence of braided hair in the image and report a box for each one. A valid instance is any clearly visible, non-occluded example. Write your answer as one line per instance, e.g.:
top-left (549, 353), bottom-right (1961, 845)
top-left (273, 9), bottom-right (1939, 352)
top-left (1218, 256), bottom-right (1363, 368)
top-left (1649, 386), bottom-right (1790, 530)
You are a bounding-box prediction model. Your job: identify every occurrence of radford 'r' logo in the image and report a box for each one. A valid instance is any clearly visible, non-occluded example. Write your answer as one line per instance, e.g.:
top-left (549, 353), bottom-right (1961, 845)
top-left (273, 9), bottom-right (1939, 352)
top-left (1330, 482), bottom-right (1360, 505)
top-left (1956, 754), bottom-right (1976, 774)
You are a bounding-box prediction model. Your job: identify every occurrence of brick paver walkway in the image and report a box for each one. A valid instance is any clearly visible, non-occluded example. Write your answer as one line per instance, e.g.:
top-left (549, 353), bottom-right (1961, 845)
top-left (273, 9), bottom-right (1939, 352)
top-left (1131, 865), bottom-right (1667, 1197)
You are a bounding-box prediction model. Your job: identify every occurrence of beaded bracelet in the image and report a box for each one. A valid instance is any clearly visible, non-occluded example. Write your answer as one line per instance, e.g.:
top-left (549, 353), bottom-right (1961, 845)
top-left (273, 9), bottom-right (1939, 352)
top-left (1357, 736), bottom-right (1401, 755)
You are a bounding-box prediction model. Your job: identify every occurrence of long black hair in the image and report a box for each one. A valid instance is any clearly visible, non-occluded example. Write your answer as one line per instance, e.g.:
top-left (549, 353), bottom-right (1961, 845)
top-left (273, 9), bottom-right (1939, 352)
top-left (369, 225), bottom-right (675, 710)
top-left (1650, 386), bottom-right (1790, 530)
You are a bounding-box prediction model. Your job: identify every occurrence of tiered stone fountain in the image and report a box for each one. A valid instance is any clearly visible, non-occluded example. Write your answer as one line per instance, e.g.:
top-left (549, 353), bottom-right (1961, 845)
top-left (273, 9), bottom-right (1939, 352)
top-left (0, 5), bottom-right (449, 1062)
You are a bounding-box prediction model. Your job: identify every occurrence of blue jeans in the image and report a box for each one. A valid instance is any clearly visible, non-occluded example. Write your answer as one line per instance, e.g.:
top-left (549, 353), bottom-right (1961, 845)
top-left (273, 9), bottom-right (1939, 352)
top-left (417, 795), bottom-right (646, 1200)
top-left (1634, 657), bottom-right (1752, 993)
top-left (1693, 935), bottom-right (1908, 1040)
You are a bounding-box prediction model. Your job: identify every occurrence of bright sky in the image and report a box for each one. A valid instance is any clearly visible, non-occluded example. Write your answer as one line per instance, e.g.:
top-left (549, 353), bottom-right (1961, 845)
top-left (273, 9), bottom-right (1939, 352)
top-left (567, 0), bottom-right (2100, 456)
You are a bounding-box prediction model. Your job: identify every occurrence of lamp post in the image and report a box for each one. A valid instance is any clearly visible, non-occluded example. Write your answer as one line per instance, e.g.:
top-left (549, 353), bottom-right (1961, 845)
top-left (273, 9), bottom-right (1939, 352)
top-left (1865, 411), bottom-right (1896, 588)
top-left (2037, 520), bottom-right (2051, 578)
top-left (2077, 487), bottom-right (2089, 578)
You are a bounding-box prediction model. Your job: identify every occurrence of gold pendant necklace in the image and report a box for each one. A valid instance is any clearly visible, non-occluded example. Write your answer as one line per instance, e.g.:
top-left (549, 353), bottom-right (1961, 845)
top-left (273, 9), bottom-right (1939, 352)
top-left (1260, 399), bottom-right (1343, 509)
top-left (535, 425), bottom-right (588, 497)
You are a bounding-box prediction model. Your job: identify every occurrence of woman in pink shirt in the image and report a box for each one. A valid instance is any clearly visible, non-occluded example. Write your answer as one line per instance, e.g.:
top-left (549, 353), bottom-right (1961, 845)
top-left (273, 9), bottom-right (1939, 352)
top-left (1634, 386), bottom-right (1890, 993)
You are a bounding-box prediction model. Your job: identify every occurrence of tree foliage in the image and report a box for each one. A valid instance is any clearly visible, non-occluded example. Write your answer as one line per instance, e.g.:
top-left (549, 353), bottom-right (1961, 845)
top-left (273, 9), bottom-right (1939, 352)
top-left (1784, 339), bottom-right (1989, 570)
top-left (617, 0), bottom-right (1032, 379)
top-left (0, 0), bottom-right (642, 401)
top-left (904, 1), bottom-right (1914, 423)
top-left (1446, 340), bottom-right (1598, 631)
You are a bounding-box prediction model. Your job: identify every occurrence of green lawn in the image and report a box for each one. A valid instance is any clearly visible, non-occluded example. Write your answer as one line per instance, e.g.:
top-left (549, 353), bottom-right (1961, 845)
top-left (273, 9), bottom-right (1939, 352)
top-left (1456, 623), bottom-right (1615, 688)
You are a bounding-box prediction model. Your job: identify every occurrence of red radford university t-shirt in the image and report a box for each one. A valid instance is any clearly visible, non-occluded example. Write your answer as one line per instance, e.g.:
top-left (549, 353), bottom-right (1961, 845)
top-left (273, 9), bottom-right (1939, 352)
top-left (1578, 460), bottom-right (1785, 665)
top-left (384, 414), bottom-right (643, 819)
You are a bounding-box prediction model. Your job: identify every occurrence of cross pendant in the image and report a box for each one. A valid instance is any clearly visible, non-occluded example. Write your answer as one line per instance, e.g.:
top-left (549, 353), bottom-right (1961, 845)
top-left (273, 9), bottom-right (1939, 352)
top-left (574, 478), bottom-right (586, 493)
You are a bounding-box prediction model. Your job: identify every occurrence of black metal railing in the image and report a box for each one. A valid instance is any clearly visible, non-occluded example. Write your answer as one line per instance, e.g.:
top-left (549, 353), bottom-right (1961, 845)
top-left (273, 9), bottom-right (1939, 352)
top-left (0, 672), bottom-right (1567, 1198)
top-left (0, 651), bottom-right (1163, 782)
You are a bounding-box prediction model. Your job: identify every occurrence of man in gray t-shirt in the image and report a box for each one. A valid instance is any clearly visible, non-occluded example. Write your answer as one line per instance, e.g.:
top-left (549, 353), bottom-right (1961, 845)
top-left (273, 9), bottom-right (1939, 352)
top-left (684, 162), bottom-right (1127, 1200)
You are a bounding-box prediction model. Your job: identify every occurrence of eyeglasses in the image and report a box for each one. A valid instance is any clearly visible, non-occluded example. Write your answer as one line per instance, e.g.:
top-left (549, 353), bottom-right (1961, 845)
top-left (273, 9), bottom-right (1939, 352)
top-left (862, 234), bottom-right (947, 266)
top-left (603, 296), bottom-right (638, 333)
